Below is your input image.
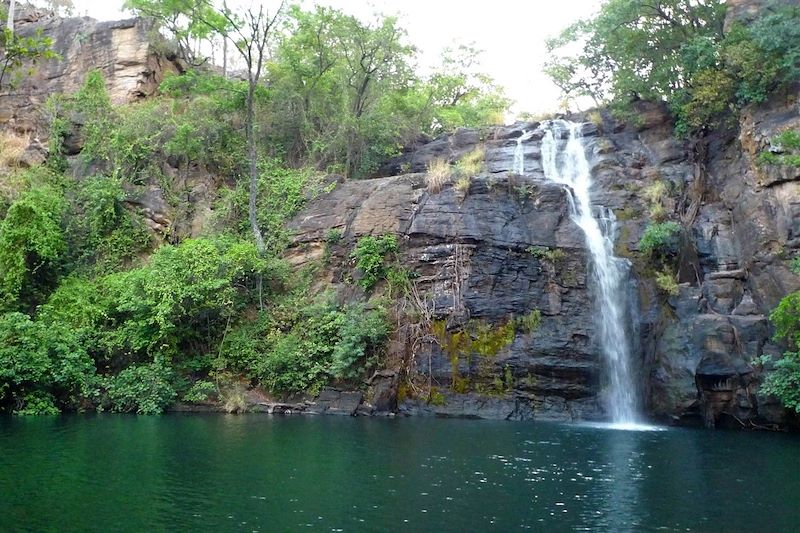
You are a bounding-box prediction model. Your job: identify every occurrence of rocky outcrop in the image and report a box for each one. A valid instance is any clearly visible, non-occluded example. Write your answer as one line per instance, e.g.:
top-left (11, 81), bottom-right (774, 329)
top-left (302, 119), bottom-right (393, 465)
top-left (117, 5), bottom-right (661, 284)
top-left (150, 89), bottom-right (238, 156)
top-left (286, 94), bottom-right (800, 428)
top-left (0, 3), bottom-right (182, 134)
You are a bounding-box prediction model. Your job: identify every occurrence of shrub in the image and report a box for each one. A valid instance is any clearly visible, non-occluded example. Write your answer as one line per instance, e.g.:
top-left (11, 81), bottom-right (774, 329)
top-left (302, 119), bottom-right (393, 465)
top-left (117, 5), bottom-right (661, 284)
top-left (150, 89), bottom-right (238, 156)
top-left (330, 304), bottom-right (389, 379)
top-left (14, 391), bottom-right (60, 416)
top-left (454, 147), bottom-right (485, 177)
top-left (655, 269), bottom-right (680, 296)
top-left (426, 158), bottom-right (452, 193)
top-left (455, 175), bottom-right (471, 195)
top-left (106, 361), bottom-right (177, 415)
top-left (0, 185), bottom-right (67, 308)
top-left (0, 312), bottom-right (95, 414)
top-left (765, 290), bottom-right (800, 413)
top-left (639, 222), bottom-right (681, 258)
top-left (351, 234), bottom-right (400, 292)
top-left (182, 380), bottom-right (216, 403)
top-left (759, 130), bottom-right (800, 168)
top-left (516, 309), bottom-right (542, 334)
top-left (759, 353), bottom-right (800, 413)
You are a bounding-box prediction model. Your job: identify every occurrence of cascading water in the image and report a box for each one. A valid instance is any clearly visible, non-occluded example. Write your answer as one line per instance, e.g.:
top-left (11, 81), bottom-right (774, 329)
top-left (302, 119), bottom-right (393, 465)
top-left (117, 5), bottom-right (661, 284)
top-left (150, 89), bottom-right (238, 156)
top-left (539, 120), bottom-right (640, 426)
top-left (513, 130), bottom-right (535, 174)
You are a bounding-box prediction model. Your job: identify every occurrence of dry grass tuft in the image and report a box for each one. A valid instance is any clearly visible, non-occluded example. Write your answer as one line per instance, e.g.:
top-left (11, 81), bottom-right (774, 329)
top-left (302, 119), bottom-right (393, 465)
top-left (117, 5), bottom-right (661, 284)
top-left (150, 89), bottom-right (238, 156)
top-left (427, 158), bottom-right (452, 193)
top-left (455, 147), bottom-right (485, 178)
top-left (220, 382), bottom-right (248, 414)
top-left (0, 131), bottom-right (30, 170)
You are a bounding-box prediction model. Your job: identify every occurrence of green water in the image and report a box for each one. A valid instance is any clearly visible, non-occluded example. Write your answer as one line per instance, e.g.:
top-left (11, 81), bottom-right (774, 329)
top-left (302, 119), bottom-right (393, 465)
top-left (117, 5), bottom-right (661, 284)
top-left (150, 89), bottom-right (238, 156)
top-left (1, 415), bottom-right (798, 532)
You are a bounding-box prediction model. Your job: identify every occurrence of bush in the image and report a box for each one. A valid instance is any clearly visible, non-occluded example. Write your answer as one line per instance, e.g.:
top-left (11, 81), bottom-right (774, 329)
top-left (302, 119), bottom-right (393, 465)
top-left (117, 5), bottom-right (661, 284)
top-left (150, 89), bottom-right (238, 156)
top-left (330, 304), bottom-right (389, 379)
top-left (655, 269), bottom-right (680, 296)
top-left (351, 234), bottom-right (400, 292)
top-left (454, 147), bottom-right (485, 177)
top-left (0, 312), bottom-right (95, 414)
top-left (639, 222), bottom-right (681, 258)
top-left (248, 297), bottom-right (390, 394)
top-left (182, 380), bottom-right (216, 403)
top-left (106, 362), bottom-right (177, 415)
top-left (0, 185), bottom-right (67, 308)
top-left (765, 290), bottom-right (800, 413)
top-left (516, 309), bottom-right (542, 334)
top-left (759, 353), bottom-right (800, 413)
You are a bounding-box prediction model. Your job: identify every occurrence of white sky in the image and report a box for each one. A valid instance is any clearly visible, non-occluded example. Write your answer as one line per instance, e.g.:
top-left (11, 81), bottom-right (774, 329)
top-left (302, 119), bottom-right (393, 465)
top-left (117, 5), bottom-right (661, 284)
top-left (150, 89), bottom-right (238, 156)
top-left (63, 0), bottom-right (601, 115)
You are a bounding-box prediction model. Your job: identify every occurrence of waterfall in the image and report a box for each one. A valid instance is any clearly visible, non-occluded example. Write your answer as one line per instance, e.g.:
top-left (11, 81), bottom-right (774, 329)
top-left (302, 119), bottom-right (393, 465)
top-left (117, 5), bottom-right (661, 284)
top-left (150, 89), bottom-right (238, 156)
top-left (513, 130), bottom-right (535, 174)
top-left (540, 120), bottom-right (640, 425)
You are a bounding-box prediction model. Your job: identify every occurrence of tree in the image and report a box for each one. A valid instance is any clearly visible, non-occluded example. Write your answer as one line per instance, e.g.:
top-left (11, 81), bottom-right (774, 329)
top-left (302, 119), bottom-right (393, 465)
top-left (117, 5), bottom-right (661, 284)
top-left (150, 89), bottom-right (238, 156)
top-left (126, 0), bottom-right (284, 262)
top-left (268, 6), bottom-right (418, 176)
top-left (6, 0), bottom-right (14, 33)
top-left (0, 3), bottom-right (57, 90)
top-left (544, 0), bottom-right (727, 124)
top-left (545, 0), bottom-right (800, 136)
top-left (195, 1), bottom-right (284, 257)
top-left (424, 44), bottom-right (510, 133)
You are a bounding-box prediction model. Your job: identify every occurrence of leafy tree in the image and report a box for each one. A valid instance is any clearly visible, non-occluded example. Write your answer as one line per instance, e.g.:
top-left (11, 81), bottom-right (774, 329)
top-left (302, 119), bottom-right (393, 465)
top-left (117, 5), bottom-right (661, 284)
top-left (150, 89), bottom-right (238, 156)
top-left (424, 44), bottom-right (510, 133)
top-left (545, 0), bottom-right (800, 135)
top-left (268, 5), bottom-right (415, 176)
top-left (0, 26), bottom-right (58, 89)
top-left (123, 0), bottom-right (221, 66)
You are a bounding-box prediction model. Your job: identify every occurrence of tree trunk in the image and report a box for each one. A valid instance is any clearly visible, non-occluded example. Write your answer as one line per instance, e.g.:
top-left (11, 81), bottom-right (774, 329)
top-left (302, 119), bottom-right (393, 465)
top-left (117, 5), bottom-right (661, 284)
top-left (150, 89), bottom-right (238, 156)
top-left (246, 79), bottom-right (265, 255)
top-left (7, 0), bottom-right (15, 33)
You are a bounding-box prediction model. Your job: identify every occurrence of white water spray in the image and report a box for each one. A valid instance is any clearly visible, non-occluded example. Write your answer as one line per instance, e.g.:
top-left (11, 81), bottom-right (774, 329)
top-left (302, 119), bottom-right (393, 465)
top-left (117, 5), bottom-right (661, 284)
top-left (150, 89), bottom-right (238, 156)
top-left (540, 120), bottom-right (640, 425)
top-left (513, 130), bottom-right (535, 174)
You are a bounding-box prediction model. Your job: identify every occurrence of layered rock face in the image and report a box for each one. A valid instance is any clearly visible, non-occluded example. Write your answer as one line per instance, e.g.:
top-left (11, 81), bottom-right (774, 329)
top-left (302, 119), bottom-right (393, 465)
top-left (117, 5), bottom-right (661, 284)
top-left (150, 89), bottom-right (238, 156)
top-left (0, 3), bottom-right (182, 134)
top-left (288, 96), bottom-right (800, 427)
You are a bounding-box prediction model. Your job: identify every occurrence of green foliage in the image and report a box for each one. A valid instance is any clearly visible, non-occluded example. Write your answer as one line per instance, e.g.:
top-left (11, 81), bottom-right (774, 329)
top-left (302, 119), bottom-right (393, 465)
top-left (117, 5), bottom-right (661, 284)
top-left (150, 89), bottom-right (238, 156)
top-left (0, 184), bottom-right (67, 308)
top-left (256, 299), bottom-right (389, 393)
top-left (66, 176), bottom-right (151, 273)
top-left (790, 257), bottom-right (800, 275)
top-left (759, 353), bottom-right (800, 413)
top-left (516, 309), bottom-right (542, 334)
top-left (14, 391), bottom-right (60, 416)
top-left (265, 6), bottom-right (508, 177)
top-left (0, 26), bottom-right (59, 89)
top-left (639, 222), bottom-right (681, 258)
top-left (655, 269), bottom-right (680, 296)
top-left (330, 304), bottom-right (390, 379)
top-left (526, 246), bottom-right (566, 264)
top-left (215, 158), bottom-right (318, 253)
top-left (758, 130), bottom-right (800, 168)
top-left (0, 312), bottom-right (95, 414)
top-left (105, 361), bottom-right (176, 414)
top-left (350, 234), bottom-right (400, 292)
top-left (181, 380), bottom-right (217, 403)
top-left (123, 0), bottom-right (227, 66)
top-left (546, 0), bottom-right (800, 136)
top-left (767, 290), bottom-right (800, 412)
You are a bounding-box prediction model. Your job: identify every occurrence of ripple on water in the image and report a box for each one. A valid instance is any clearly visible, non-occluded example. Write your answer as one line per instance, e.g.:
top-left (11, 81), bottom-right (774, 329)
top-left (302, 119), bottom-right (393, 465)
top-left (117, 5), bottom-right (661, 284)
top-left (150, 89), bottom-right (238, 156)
top-left (576, 421), bottom-right (667, 432)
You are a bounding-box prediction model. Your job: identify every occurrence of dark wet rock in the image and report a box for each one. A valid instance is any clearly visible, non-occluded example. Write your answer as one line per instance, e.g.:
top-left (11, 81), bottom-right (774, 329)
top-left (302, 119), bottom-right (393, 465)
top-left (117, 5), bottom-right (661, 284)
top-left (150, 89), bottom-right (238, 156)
top-left (307, 389), bottom-right (363, 416)
top-left (287, 81), bottom-right (800, 428)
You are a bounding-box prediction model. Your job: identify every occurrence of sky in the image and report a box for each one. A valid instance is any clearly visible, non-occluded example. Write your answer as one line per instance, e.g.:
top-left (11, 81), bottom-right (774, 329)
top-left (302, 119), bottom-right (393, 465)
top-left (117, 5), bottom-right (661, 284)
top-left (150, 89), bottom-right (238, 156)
top-left (61, 0), bottom-right (601, 115)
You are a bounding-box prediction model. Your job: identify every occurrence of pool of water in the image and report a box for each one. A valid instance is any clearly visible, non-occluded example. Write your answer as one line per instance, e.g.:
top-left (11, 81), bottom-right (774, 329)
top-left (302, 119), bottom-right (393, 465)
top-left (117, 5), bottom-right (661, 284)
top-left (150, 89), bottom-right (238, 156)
top-left (1, 415), bottom-right (798, 531)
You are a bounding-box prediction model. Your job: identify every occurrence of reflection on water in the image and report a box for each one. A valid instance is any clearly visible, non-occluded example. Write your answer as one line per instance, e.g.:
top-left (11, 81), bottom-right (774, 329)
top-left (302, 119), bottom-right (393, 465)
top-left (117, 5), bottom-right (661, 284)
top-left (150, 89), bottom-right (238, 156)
top-left (0, 415), bottom-right (798, 531)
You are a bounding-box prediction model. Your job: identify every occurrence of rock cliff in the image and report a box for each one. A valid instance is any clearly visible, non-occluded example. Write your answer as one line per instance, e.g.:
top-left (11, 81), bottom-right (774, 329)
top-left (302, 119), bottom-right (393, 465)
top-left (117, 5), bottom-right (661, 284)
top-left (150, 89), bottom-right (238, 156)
top-left (287, 95), bottom-right (800, 428)
top-left (0, 3), bottom-right (182, 134)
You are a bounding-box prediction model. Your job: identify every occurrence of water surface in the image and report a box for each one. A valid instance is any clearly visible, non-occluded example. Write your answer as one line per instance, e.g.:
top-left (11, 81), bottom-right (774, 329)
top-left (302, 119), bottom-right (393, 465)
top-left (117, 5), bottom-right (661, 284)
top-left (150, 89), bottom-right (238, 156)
top-left (1, 415), bottom-right (798, 531)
